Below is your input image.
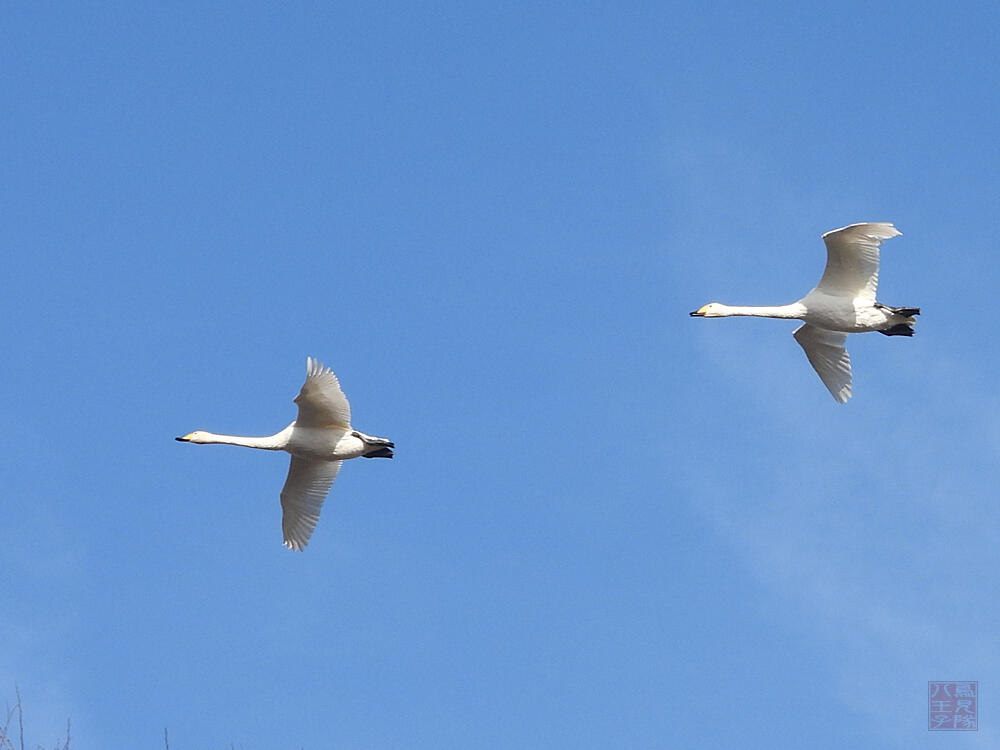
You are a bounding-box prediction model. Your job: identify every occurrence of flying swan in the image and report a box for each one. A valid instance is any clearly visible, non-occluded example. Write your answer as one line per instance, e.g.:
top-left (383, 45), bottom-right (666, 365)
top-left (177, 357), bottom-right (393, 550)
top-left (690, 222), bottom-right (919, 403)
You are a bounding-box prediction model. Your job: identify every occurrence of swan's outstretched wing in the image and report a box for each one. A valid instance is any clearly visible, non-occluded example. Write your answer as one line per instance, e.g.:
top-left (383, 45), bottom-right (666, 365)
top-left (793, 324), bottom-right (852, 404)
top-left (280, 457), bottom-right (343, 551)
top-left (816, 223), bottom-right (901, 301)
top-left (293, 357), bottom-right (352, 428)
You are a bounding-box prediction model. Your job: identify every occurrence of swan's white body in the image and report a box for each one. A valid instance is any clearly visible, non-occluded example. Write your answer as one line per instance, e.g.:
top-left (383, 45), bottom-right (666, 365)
top-left (691, 223), bottom-right (918, 403)
top-left (177, 357), bottom-right (393, 550)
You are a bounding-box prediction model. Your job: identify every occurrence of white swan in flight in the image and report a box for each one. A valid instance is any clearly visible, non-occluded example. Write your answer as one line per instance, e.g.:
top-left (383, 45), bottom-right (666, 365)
top-left (690, 222), bottom-right (919, 403)
top-left (177, 357), bottom-right (393, 550)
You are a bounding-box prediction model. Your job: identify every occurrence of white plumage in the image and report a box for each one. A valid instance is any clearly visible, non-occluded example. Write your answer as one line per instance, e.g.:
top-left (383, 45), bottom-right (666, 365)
top-left (177, 357), bottom-right (393, 550)
top-left (691, 223), bottom-right (918, 403)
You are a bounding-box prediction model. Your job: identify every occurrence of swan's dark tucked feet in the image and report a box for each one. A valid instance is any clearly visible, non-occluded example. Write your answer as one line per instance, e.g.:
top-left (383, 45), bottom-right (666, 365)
top-left (876, 303), bottom-right (921, 317)
top-left (878, 324), bottom-right (915, 337)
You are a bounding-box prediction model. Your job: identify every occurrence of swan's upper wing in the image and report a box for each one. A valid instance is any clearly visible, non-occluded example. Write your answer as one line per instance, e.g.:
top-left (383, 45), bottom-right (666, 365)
top-left (293, 357), bottom-right (351, 428)
top-left (816, 222), bottom-right (901, 300)
top-left (280, 457), bottom-right (343, 551)
top-left (793, 323), bottom-right (852, 404)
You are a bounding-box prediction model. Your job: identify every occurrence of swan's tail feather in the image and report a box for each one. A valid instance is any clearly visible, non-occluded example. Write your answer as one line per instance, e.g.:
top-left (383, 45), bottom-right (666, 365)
top-left (878, 324), bottom-right (915, 337)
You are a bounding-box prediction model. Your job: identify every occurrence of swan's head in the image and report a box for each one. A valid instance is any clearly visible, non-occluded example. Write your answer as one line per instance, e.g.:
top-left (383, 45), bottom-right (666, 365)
top-left (176, 430), bottom-right (210, 443)
top-left (690, 303), bottom-right (727, 317)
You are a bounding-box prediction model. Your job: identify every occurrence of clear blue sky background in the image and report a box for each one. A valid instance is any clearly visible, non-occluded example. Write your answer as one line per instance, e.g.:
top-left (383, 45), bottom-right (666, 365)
top-left (2, 2), bottom-right (998, 748)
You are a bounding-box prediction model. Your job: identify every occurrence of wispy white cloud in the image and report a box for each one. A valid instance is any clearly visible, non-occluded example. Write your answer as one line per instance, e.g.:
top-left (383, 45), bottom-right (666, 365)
top-left (675, 350), bottom-right (1000, 747)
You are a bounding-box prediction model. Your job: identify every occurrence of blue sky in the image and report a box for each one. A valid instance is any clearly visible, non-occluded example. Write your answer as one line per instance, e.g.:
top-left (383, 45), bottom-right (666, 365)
top-left (2, 2), bottom-right (999, 748)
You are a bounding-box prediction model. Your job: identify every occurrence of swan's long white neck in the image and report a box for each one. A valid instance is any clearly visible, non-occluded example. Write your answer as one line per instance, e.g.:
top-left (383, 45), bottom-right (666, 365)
top-left (179, 424), bottom-right (293, 450)
top-left (711, 302), bottom-right (806, 319)
top-left (195, 433), bottom-right (286, 449)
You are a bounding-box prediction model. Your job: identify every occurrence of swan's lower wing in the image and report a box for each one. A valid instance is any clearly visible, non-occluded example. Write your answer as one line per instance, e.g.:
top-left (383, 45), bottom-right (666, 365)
top-left (793, 324), bottom-right (852, 404)
top-left (280, 457), bottom-right (343, 551)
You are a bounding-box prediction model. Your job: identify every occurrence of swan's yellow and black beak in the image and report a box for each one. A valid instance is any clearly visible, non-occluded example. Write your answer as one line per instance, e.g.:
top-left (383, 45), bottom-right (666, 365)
top-left (689, 306), bottom-right (708, 317)
top-left (176, 433), bottom-right (194, 442)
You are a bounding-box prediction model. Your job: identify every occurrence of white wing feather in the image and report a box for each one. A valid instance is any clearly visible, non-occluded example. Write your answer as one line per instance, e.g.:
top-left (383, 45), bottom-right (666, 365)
top-left (280, 457), bottom-right (343, 551)
top-left (293, 357), bottom-right (352, 428)
top-left (817, 222), bottom-right (901, 300)
top-left (793, 323), bottom-right (852, 404)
